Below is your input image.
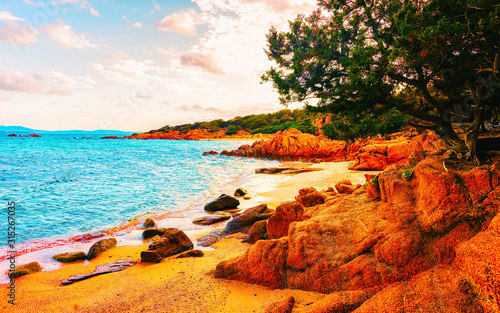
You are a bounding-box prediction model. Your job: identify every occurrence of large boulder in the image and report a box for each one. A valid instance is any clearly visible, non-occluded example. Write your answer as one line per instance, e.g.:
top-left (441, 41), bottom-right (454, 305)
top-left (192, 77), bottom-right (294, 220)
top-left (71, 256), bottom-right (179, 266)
top-left (141, 229), bottom-right (194, 263)
top-left (267, 201), bottom-right (305, 239)
top-left (8, 262), bottom-right (42, 279)
top-left (87, 238), bottom-right (117, 260)
top-left (204, 194), bottom-right (240, 212)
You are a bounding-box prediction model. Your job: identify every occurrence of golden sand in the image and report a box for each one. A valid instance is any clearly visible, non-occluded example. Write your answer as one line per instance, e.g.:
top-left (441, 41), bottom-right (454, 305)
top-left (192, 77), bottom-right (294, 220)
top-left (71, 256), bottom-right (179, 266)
top-left (0, 162), bottom-right (372, 313)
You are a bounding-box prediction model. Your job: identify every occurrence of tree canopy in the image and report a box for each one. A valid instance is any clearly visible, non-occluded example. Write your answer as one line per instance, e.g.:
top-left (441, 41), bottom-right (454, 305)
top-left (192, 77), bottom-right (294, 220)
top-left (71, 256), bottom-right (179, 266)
top-left (262, 0), bottom-right (500, 164)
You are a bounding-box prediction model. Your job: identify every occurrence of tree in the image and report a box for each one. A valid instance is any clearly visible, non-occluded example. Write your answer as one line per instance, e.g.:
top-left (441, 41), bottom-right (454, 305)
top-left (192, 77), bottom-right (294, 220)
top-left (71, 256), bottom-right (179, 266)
top-left (262, 0), bottom-right (500, 164)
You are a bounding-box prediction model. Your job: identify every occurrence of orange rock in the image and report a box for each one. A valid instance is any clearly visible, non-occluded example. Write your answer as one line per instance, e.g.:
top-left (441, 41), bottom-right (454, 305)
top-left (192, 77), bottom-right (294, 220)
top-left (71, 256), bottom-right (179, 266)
top-left (454, 214), bottom-right (500, 312)
top-left (295, 187), bottom-right (327, 207)
top-left (264, 296), bottom-right (294, 313)
top-left (293, 288), bottom-right (380, 313)
top-left (413, 159), bottom-right (471, 233)
top-left (335, 179), bottom-right (362, 194)
top-left (355, 267), bottom-right (484, 313)
top-left (214, 237), bottom-right (289, 289)
top-left (267, 201), bottom-right (305, 239)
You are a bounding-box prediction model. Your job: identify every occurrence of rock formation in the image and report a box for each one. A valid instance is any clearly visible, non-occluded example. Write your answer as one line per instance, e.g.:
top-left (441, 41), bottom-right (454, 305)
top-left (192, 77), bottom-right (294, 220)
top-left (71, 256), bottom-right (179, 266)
top-left (141, 229), bottom-right (194, 263)
top-left (215, 129), bottom-right (447, 171)
top-left (214, 158), bottom-right (500, 312)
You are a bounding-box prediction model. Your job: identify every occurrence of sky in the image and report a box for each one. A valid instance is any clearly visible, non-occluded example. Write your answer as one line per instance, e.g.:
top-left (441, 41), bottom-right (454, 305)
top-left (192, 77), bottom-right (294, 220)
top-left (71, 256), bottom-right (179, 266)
top-left (0, 0), bottom-right (318, 131)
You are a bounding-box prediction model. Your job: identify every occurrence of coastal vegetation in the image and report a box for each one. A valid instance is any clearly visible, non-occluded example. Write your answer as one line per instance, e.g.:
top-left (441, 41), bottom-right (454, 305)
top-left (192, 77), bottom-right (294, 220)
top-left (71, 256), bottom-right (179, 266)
top-left (262, 0), bottom-right (500, 164)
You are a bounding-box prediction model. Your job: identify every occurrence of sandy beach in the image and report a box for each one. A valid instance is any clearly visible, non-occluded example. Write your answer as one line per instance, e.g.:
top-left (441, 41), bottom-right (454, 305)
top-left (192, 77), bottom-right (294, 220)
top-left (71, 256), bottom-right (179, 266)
top-left (1, 161), bottom-right (372, 313)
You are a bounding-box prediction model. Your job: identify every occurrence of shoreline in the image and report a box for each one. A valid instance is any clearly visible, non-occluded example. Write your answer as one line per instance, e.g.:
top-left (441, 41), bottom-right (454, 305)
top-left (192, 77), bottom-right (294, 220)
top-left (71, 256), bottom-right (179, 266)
top-left (0, 161), bottom-right (369, 312)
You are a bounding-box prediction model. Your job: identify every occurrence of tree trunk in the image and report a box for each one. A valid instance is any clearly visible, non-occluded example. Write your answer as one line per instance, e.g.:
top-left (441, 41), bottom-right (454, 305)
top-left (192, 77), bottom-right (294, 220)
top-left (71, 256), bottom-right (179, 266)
top-left (435, 122), bottom-right (468, 153)
top-left (465, 103), bottom-right (486, 166)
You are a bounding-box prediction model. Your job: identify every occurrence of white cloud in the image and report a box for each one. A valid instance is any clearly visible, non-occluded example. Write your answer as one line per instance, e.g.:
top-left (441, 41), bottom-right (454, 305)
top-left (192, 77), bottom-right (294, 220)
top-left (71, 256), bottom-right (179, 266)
top-left (91, 59), bottom-right (168, 85)
top-left (0, 67), bottom-right (95, 94)
top-left (89, 7), bottom-right (100, 17)
top-left (0, 21), bottom-right (39, 47)
top-left (142, 49), bottom-right (153, 55)
top-left (0, 93), bottom-right (10, 101)
top-left (40, 22), bottom-right (98, 49)
top-left (175, 0), bottom-right (317, 76)
top-left (0, 11), bottom-right (24, 22)
top-left (156, 9), bottom-right (198, 36)
top-left (180, 52), bottom-right (223, 74)
top-left (133, 22), bottom-right (142, 28)
top-left (152, 0), bottom-right (160, 11)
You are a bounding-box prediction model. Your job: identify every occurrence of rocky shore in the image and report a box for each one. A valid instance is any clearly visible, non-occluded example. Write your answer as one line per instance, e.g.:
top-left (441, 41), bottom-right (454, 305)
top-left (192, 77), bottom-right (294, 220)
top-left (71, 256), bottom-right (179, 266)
top-left (2, 132), bottom-right (499, 312)
top-left (211, 129), bottom-right (446, 171)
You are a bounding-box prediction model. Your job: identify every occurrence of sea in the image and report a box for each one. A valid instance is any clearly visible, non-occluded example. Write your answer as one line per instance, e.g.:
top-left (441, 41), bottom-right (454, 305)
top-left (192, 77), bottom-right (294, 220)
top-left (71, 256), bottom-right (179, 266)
top-left (0, 132), bottom-right (284, 282)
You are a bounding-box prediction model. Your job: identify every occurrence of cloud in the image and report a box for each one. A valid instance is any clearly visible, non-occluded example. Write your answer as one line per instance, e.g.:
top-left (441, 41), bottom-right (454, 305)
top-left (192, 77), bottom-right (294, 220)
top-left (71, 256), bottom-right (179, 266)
top-left (162, 101), bottom-right (171, 105)
top-left (134, 94), bottom-right (151, 99)
top-left (91, 58), bottom-right (169, 85)
top-left (180, 52), bottom-right (223, 74)
top-left (152, 0), bottom-right (160, 11)
top-left (0, 21), bottom-right (39, 47)
top-left (142, 49), bottom-right (153, 55)
top-left (0, 11), bottom-right (24, 22)
top-left (156, 10), bottom-right (198, 36)
top-left (0, 67), bottom-right (96, 94)
top-left (133, 22), bottom-right (142, 28)
top-left (40, 22), bottom-right (98, 49)
top-left (0, 93), bottom-right (10, 101)
top-left (89, 7), bottom-right (100, 17)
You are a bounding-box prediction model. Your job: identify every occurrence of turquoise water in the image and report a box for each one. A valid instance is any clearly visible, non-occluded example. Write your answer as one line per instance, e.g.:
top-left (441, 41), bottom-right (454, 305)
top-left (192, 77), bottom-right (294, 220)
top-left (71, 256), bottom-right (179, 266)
top-left (0, 134), bottom-right (272, 250)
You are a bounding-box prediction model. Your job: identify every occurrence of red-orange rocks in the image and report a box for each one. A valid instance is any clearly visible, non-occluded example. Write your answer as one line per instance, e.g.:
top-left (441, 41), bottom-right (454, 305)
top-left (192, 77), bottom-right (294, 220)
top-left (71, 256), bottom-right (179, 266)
top-left (373, 230), bottom-right (422, 267)
top-left (214, 237), bottom-right (289, 289)
top-left (293, 288), bottom-right (380, 313)
top-left (365, 174), bottom-right (380, 200)
top-left (454, 214), bottom-right (500, 312)
top-left (335, 179), bottom-right (362, 194)
top-left (354, 267), bottom-right (484, 313)
top-left (264, 296), bottom-right (295, 313)
top-left (267, 201), bottom-right (306, 239)
top-left (413, 159), bottom-right (471, 233)
top-left (295, 187), bottom-right (327, 207)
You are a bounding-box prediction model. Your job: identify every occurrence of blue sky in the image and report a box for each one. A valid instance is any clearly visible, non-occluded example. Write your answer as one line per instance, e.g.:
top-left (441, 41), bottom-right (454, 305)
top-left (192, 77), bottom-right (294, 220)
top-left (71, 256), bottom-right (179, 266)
top-left (0, 0), bottom-right (317, 131)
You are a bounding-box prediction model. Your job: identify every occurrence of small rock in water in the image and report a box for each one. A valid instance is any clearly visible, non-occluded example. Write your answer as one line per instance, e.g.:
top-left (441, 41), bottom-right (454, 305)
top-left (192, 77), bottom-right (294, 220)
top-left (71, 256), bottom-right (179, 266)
top-left (8, 262), bottom-right (42, 279)
top-left (143, 218), bottom-right (155, 228)
top-left (234, 188), bottom-right (248, 197)
top-left (204, 194), bottom-right (240, 212)
top-left (53, 251), bottom-right (87, 263)
top-left (87, 238), bottom-right (117, 260)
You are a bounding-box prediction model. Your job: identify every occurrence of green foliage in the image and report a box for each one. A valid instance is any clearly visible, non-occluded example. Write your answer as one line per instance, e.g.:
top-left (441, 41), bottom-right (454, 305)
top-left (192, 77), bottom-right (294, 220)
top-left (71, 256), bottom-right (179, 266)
top-left (402, 169), bottom-right (414, 181)
top-left (262, 0), bottom-right (500, 155)
top-left (322, 108), bottom-right (408, 140)
top-left (370, 175), bottom-right (379, 186)
top-left (225, 125), bottom-right (240, 136)
top-left (154, 108), bottom-right (321, 136)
